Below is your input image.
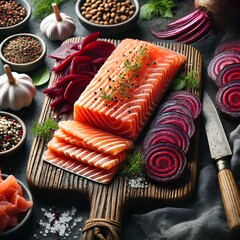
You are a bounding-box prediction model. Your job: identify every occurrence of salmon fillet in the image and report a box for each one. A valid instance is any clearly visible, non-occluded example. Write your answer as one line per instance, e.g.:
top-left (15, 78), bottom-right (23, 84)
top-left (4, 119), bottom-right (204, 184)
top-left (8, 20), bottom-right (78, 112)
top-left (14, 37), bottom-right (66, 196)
top-left (74, 38), bottom-right (186, 140)
top-left (57, 120), bottom-right (134, 156)
top-left (43, 149), bottom-right (120, 184)
top-left (48, 137), bottom-right (126, 170)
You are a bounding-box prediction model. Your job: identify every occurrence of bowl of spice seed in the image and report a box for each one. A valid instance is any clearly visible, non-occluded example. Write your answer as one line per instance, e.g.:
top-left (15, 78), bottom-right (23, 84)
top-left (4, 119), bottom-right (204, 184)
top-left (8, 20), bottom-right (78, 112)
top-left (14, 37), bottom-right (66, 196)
top-left (0, 33), bottom-right (47, 72)
top-left (0, 0), bottom-right (32, 37)
top-left (0, 111), bottom-right (27, 160)
top-left (75, 0), bottom-right (140, 37)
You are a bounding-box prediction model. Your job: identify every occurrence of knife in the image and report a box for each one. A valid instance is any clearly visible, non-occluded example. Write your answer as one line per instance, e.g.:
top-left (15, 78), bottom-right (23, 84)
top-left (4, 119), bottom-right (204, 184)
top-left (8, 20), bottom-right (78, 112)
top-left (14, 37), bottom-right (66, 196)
top-left (202, 92), bottom-right (240, 238)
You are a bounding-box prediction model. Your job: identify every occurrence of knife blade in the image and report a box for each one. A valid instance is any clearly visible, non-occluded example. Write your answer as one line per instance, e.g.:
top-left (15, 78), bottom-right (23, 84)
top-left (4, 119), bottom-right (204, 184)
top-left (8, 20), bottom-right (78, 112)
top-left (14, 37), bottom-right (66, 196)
top-left (203, 92), bottom-right (240, 238)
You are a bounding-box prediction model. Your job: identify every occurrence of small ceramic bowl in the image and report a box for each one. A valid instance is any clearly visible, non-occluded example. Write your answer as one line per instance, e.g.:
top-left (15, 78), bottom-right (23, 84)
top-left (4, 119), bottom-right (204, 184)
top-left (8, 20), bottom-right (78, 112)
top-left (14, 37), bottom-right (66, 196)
top-left (75, 0), bottom-right (140, 37)
top-left (0, 174), bottom-right (33, 239)
top-left (0, 0), bottom-right (32, 37)
top-left (0, 33), bottom-right (47, 72)
top-left (0, 111), bottom-right (27, 160)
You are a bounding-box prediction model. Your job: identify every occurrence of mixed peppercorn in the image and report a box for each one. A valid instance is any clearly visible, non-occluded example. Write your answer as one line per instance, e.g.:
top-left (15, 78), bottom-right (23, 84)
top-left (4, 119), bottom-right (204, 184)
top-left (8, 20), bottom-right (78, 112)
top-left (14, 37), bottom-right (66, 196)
top-left (0, 115), bottom-right (23, 152)
top-left (0, 0), bottom-right (27, 27)
top-left (2, 36), bottom-right (43, 64)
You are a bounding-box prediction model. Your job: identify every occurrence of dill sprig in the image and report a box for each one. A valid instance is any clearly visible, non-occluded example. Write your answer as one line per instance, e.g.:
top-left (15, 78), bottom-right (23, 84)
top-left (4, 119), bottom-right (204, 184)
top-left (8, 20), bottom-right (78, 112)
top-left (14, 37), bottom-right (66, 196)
top-left (122, 151), bottom-right (144, 175)
top-left (32, 0), bottom-right (68, 19)
top-left (31, 118), bottom-right (58, 141)
top-left (171, 71), bottom-right (199, 90)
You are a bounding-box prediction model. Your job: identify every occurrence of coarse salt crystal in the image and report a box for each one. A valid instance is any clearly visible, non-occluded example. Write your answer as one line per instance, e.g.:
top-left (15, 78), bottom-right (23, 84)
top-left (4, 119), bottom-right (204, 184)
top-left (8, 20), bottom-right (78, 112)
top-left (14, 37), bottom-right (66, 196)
top-left (128, 176), bottom-right (148, 188)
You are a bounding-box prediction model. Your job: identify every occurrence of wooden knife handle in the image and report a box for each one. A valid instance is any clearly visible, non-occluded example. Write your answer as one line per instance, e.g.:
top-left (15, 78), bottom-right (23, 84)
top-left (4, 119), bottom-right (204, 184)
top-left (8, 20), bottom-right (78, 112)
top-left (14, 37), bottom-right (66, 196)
top-left (217, 159), bottom-right (240, 238)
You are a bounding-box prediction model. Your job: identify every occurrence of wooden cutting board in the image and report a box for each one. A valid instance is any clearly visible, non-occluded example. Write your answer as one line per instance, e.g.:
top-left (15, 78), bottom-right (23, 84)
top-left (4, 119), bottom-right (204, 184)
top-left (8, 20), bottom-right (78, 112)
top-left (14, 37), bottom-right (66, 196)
top-left (26, 38), bottom-right (202, 240)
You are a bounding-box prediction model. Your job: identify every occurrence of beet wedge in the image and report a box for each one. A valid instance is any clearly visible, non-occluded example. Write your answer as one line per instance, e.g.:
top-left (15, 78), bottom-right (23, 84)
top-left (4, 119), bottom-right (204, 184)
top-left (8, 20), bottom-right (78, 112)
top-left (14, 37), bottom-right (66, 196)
top-left (144, 142), bottom-right (187, 183)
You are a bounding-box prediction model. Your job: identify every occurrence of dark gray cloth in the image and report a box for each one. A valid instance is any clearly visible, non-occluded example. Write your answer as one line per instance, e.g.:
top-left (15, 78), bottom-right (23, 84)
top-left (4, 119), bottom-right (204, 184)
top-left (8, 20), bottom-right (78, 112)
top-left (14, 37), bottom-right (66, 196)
top-left (133, 126), bottom-right (240, 240)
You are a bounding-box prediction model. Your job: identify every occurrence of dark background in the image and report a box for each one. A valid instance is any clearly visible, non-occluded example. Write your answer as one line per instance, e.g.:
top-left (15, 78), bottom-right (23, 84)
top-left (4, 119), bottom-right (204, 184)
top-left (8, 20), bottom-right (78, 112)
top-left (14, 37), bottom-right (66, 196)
top-left (0, 0), bottom-right (239, 239)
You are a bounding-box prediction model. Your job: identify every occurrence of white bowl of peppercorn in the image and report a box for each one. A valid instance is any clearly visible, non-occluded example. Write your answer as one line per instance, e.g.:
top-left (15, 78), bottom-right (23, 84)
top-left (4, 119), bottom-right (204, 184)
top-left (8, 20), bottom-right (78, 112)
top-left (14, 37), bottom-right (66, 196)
top-left (0, 33), bottom-right (47, 72)
top-left (75, 0), bottom-right (140, 37)
top-left (0, 111), bottom-right (27, 160)
top-left (0, 0), bottom-right (32, 37)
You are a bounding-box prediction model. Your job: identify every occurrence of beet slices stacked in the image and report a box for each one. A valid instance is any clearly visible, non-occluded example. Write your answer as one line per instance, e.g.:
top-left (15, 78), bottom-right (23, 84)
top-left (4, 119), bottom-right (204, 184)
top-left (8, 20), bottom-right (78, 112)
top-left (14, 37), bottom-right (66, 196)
top-left (143, 90), bottom-right (202, 184)
top-left (207, 41), bottom-right (240, 118)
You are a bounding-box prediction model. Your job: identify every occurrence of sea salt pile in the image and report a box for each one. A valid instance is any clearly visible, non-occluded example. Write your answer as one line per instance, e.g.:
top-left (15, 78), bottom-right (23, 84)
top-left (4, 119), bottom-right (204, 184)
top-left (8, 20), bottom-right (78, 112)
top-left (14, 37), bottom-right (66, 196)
top-left (128, 176), bottom-right (148, 188)
top-left (34, 207), bottom-right (83, 239)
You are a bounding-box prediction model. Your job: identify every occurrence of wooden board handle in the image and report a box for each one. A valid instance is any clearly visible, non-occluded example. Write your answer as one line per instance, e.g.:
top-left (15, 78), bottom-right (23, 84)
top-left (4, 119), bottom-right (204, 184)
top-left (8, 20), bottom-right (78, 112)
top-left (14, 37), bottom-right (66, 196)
top-left (81, 180), bottom-right (126, 240)
top-left (217, 164), bottom-right (240, 237)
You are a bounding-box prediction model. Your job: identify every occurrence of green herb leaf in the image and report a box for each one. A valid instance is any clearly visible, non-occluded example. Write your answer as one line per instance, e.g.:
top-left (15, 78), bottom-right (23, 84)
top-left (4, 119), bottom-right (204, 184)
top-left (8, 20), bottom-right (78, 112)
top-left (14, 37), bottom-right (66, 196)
top-left (32, 66), bottom-right (50, 86)
top-left (171, 71), bottom-right (199, 90)
top-left (122, 151), bottom-right (144, 175)
top-left (140, 0), bottom-right (175, 20)
top-left (32, 0), bottom-right (67, 19)
top-left (31, 118), bottom-right (58, 141)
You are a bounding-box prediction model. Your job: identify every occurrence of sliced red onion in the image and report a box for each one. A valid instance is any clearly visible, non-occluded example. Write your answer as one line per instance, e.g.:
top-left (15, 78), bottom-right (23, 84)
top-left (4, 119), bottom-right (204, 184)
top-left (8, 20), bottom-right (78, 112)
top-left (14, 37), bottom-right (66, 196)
top-left (216, 81), bottom-right (240, 118)
top-left (143, 123), bottom-right (190, 153)
top-left (144, 143), bottom-right (187, 183)
top-left (216, 63), bottom-right (240, 87)
top-left (168, 90), bottom-right (202, 119)
top-left (150, 10), bottom-right (213, 44)
top-left (207, 50), bottom-right (240, 82)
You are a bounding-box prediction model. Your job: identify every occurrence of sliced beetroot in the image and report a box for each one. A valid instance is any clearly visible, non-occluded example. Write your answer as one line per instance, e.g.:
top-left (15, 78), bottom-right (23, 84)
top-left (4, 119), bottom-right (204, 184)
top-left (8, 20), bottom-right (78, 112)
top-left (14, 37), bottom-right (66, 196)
top-left (144, 142), bottom-right (187, 183)
top-left (215, 63), bottom-right (240, 87)
top-left (216, 81), bottom-right (240, 118)
top-left (70, 56), bottom-right (93, 75)
top-left (80, 40), bottom-right (116, 59)
top-left (143, 123), bottom-right (190, 153)
top-left (81, 32), bottom-right (101, 48)
top-left (167, 90), bottom-right (202, 119)
top-left (48, 42), bottom-right (80, 60)
top-left (157, 99), bottom-right (194, 118)
top-left (154, 111), bottom-right (195, 138)
top-left (214, 41), bottom-right (240, 55)
top-left (207, 50), bottom-right (240, 82)
top-left (64, 79), bottom-right (90, 104)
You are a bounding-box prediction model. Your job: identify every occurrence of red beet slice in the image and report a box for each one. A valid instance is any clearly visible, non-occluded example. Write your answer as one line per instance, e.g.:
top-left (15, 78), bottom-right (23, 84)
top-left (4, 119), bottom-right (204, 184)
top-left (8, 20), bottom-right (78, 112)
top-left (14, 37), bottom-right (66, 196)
top-left (157, 99), bottom-right (194, 118)
top-left (154, 111), bottom-right (195, 138)
top-left (167, 90), bottom-right (202, 119)
top-left (207, 50), bottom-right (240, 82)
top-left (215, 63), bottom-right (240, 87)
top-left (144, 143), bottom-right (187, 183)
top-left (216, 81), bottom-right (240, 118)
top-left (214, 41), bottom-right (240, 55)
top-left (81, 32), bottom-right (101, 48)
top-left (143, 123), bottom-right (190, 153)
top-left (64, 79), bottom-right (90, 104)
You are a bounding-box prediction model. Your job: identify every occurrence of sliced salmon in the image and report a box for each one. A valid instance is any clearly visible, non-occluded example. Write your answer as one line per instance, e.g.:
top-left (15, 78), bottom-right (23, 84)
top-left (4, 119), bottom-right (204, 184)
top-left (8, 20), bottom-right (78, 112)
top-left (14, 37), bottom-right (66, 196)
top-left (74, 38), bottom-right (186, 140)
top-left (57, 120), bottom-right (134, 156)
top-left (43, 149), bottom-right (121, 184)
top-left (48, 137), bottom-right (126, 170)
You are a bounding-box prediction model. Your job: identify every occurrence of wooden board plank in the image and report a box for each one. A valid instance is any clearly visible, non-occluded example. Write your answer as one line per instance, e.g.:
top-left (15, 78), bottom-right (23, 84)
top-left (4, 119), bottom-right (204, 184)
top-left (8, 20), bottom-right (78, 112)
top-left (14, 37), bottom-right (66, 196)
top-left (26, 38), bottom-right (202, 240)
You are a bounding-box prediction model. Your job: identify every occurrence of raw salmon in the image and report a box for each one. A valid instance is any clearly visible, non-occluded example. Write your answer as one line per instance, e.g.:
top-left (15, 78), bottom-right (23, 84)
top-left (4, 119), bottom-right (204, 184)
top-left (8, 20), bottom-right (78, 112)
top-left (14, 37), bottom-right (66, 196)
top-left (57, 120), bottom-right (134, 156)
top-left (74, 38), bottom-right (186, 140)
top-left (43, 149), bottom-right (120, 184)
top-left (48, 137), bottom-right (126, 170)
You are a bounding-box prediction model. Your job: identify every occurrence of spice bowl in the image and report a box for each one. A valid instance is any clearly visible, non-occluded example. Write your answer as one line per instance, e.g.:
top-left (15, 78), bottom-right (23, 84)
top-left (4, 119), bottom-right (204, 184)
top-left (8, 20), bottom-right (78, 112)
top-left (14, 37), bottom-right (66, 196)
top-left (0, 33), bottom-right (47, 72)
top-left (0, 111), bottom-right (27, 160)
top-left (0, 0), bottom-right (32, 37)
top-left (75, 0), bottom-right (140, 37)
top-left (0, 173), bottom-right (33, 239)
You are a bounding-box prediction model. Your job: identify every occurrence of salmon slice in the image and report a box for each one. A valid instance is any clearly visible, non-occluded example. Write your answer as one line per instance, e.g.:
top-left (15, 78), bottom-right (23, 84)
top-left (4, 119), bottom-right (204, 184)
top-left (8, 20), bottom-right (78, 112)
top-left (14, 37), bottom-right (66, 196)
top-left (48, 137), bottom-right (126, 170)
top-left (43, 149), bottom-right (121, 184)
top-left (57, 120), bottom-right (134, 156)
top-left (74, 38), bottom-right (186, 140)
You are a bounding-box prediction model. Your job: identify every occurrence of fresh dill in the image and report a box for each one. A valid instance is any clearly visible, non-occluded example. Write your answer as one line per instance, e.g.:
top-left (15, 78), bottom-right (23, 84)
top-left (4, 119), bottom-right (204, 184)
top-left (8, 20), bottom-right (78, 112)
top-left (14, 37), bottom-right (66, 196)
top-left (32, 0), bottom-right (68, 19)
top-left (171, 71), bottom-right (199, 90)
top-left (122, 151), bottom-right (144, 175)
top-left (31, 118), bottom-right (58, 141)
